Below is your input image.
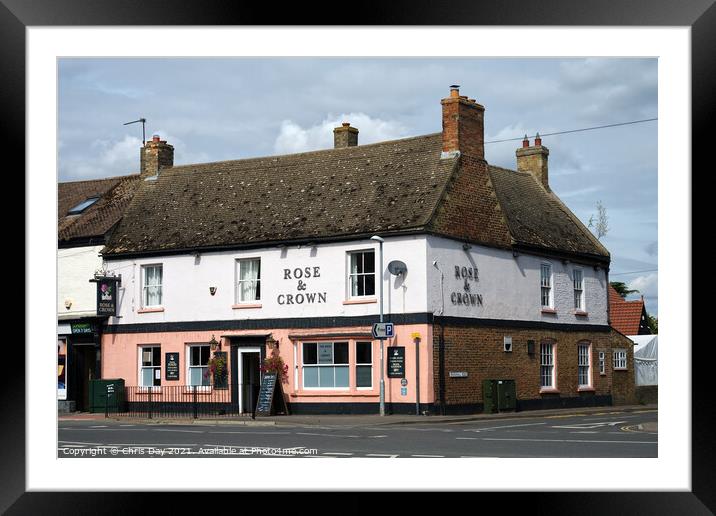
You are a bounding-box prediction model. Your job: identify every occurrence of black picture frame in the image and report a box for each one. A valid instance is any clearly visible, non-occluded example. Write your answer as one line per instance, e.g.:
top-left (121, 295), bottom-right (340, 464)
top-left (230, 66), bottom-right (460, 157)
top-left (9, 0), bottom-right (706, 513)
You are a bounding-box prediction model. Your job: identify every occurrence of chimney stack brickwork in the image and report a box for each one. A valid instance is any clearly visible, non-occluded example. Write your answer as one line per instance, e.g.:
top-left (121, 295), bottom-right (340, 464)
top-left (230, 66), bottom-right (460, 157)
top-left (140, 135), bottom-right (174, 178)
top-left (441, 85), bottom-right (485, 159)
top-left (516, 138), bottom-right (550, 189)
top-left (431, 86), bottom-right (512, 249)
top-left (333, 122), bottom-right (359, 148)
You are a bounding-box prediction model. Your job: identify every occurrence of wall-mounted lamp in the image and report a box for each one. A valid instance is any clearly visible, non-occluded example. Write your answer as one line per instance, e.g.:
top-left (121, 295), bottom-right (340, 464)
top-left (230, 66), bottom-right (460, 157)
top-left (267, 336), bottom-right (279, 349)
top-left (64, 299), bottom-right (73, 310)
top-left (209, 286), bottom-right (217, 296)
top-left (462, 243), bottom-right (472, 251)
top-left (209, 334), bottom-right (220, 351)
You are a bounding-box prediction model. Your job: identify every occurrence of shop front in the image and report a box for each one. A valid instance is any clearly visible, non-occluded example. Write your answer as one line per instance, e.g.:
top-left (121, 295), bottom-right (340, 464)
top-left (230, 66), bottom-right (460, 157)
top-left (57, 318), bottom-right (103, 412)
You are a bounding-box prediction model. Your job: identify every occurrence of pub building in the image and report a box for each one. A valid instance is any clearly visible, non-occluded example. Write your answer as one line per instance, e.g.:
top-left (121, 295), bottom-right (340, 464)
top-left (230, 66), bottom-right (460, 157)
top-left (57, 174), bottom-right (140, 412)
top-left (96, 87), bottom-right (634, 415)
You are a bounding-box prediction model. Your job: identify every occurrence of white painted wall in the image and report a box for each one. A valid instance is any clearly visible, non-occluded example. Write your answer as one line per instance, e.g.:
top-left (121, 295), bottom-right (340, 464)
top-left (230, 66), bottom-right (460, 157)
top-left (57, 245), bottom-right (104, 317)
top-left (427, 235), bottom-right (608, 325)
top-left (103, 235), bottom-right (428, 325)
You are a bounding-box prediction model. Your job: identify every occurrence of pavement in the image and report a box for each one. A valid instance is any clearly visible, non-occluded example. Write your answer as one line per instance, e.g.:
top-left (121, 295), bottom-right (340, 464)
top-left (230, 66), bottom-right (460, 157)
top-left (59, 403), bottom-right (658, 427)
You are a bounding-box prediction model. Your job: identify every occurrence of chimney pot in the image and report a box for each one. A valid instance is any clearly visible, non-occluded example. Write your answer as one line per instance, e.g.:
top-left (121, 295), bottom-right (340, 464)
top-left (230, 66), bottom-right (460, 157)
top-left (535, 132), bottom-right (542, 146)
top-left (516, 135), bottom-right (549, 188)
top-left (152, 134), bottom-right (160, 143)
top-left (522, 135), bottom-right (530, 148)
top-left (449, 84), bottom-right (460, 98)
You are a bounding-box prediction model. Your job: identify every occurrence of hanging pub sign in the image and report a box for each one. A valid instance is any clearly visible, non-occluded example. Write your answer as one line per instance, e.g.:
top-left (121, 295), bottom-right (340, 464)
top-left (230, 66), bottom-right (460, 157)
top-left (387, 346), bottom-right (406, 378)
top-left (92, 275), bottom-right (121, 317)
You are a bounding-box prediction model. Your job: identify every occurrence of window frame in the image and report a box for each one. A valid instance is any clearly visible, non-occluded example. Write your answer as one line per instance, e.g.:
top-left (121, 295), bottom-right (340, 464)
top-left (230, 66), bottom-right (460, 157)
top-left (236, 257), bottom-right (262, 304)
top-left (355, 341), bottom-right (373, 389)
top-left (142, 263), bottom-right (164, 308)
top-left (540, 262), bottom-right (553, 309)
top-left (539, 340), bottom-right (557, 391)
top-left (598, 350), bottom-right (606, 375)
top-left (613, 349), bottom-right (627, 370)
top-left (186, 343), bottom-right (211, 389)
top-left (67, 196), bottom-right (100, 215)
top-left (301, 341), bottom-right (350, 390)
top-left (138, 345), bottom-right (161, 390)
top-left (577, 341), bottom-right (593, 389)
top-left (573, 267), bottom-right (585, 311)
top-left (347, 249), bottom-right (377, 299)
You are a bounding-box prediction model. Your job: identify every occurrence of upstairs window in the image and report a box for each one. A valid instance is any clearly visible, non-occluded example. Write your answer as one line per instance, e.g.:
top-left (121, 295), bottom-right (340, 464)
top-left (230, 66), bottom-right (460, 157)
top-left (142, 264), bottom-right (163, 307)
top-left (540, 263), bottom-right (553, 308)
top-left (236, 258), bottom-right (261, 303)
top-left (349, 250), bottom-right (376, 297)
top-left (67, 196), bottom-right (99, 215)
top-left (573, 269), bottom-right (585, 310)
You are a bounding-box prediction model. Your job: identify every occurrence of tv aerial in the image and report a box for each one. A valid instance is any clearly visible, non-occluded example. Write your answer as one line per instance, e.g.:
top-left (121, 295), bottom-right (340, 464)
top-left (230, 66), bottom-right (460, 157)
top-left (123, 118), bottom-right (147, 144)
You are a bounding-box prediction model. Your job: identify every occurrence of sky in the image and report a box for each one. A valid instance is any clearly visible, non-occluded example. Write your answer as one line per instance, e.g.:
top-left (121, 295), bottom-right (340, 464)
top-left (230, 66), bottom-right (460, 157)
top-left (58, 57), bottom-right (658, 316)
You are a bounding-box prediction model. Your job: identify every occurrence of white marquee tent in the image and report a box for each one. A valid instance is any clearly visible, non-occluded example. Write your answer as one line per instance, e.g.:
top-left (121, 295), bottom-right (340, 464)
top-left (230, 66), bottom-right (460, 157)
top-left (630, 334), bottom-right (658, 386)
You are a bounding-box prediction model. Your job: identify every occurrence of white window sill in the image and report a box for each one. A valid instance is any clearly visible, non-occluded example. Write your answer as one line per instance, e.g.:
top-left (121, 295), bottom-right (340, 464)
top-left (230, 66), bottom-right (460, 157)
top-left (539, 387), bottom-right (560, 394)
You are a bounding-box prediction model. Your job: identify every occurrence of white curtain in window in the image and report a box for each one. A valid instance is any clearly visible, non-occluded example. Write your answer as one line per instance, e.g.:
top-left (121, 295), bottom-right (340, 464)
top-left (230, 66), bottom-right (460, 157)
top-left (239, 259), bottom-right (260, 301)
top-left (145, 266), bottom-right (162, 306)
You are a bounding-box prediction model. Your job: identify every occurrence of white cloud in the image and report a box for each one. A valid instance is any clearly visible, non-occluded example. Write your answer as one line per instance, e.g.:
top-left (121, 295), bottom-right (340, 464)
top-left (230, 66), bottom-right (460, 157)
top-left (273, 113), bottom-right (409, 155)
top-left (629, 273), bottom-right (658, 299)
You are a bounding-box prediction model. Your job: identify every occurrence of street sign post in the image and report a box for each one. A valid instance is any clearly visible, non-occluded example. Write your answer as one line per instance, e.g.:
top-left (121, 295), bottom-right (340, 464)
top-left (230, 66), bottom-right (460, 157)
top-left (372, 322), bottom-right (394, 340)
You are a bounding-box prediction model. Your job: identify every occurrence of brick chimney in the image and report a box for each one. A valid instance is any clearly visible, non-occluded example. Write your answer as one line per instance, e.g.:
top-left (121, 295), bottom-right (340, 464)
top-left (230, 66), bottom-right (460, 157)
top-left (441, 85), bottom-right (485, 159)
top-left (516, 132), bottom-right (549, 188)
top-left (140, 134), bottom-right (174, 179)
top-left (333, 122), bottom-right (359, 148)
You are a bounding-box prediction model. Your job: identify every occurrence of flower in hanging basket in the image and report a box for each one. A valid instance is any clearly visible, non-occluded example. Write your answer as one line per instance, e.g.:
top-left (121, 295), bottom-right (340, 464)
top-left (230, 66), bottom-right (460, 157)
top-left (260, 347), bottom-right (289, 384)
top-left (207, 353), bottom-right (227, 378)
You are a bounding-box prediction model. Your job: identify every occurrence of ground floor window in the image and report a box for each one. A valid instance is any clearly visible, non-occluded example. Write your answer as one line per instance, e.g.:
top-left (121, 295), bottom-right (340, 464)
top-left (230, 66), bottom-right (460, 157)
top-left (188, 344), bottom-right (210, 386)
top-left (540, 342), bottom-right (555, 389)
top-left (578, 343), bottom-right (591, 387)
top-left (139, 345), bottom-right (161, 387)
top-left (356, 341), bottom-right (373, 388)
top-left (302, 342), bottom-right (349, 388)
top-left (613, 349), bottom-right (627, 370)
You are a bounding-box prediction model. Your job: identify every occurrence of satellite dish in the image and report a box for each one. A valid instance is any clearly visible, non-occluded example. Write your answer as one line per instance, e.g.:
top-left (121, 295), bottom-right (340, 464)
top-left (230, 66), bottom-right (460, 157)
top-left (388, 260), bottom-right (408, 276)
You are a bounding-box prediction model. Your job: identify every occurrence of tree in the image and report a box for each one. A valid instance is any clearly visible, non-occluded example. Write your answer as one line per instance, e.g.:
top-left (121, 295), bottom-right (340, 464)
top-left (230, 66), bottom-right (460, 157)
top-left (588, 200), bottom-right (609, 240)
top-left (610, 281), bottom-right (640, 299)
top-left (646, 313), bottom-right (658, 334)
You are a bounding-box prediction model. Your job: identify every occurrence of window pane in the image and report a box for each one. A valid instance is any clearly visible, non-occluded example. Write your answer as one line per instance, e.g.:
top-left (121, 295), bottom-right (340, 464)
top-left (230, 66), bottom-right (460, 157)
top-left (318, 343), bottom-right (333, 364)
top-left (356, 342), bottom-right (372, 364)
top-left (356, 365), bottom-right (372, 387)
top-left (333, 342), bottom-right (348, 364)
top-left (200, 346), bottom-right (210, 365)
top-left (364, 274), bottom-right (375, 296)
top-left (351, 253), bottom-right (360, 274)
top-left (153, 347), bottom-right (161, 366)
top-left (363, 251), bottom-right (375, 273)
top-left (350, 275), bottom-right (359, 297)
top-left (142, 349), bottom-right (153, 366)
top-left (142, 368), bottom-right (153, 386)
top-left (191, 346), bottom-right (200, 366)
top-left (303, 367), bottom-right (319, 387)
top-left (319, 366), bottom-right (334, 387)
top-left (303, 343), bottom-right (317, 365)
top-left (335, 366), bottom-right (349, 387)
top-left (190, 367), bottom-right (204, 386)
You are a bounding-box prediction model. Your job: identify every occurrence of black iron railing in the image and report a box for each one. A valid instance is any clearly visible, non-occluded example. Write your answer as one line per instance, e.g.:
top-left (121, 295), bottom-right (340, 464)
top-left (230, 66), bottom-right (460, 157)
top-left (104, 383), bottom-right (260, 419)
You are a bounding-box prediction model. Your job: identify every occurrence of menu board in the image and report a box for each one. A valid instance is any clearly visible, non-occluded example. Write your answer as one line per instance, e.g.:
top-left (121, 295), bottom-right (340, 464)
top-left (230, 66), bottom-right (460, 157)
top-left (254, 372), bottom-right (278, 417)
top-left (165, 352), bottom-right (180, 381)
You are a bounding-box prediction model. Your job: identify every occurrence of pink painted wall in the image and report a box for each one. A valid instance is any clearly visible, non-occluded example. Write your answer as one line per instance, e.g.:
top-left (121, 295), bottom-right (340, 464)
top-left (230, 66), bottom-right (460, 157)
top-left (101, 323), bottom-right (434, 405)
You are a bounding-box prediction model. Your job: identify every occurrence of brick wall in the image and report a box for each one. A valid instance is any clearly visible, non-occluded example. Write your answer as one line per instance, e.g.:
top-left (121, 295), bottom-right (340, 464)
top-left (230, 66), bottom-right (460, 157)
top-left (429, 154), bottom-right (513, 249)
top-left (432, 323), bottom-right (635, 412)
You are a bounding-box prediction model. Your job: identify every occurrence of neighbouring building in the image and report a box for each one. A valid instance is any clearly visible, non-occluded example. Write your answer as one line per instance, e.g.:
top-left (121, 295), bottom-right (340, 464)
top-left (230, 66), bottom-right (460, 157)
top-left (57, 159), bottom-right (152, 411)
top-left (95, 87), bottom-right (634, 415)
top-left (608, 284), bottom-right (652, 335)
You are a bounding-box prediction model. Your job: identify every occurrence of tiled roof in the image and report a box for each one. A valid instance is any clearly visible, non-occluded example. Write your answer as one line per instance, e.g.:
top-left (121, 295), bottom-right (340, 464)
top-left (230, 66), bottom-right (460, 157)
top-left (103, 134), bottom-right (457, 255)
top-left (101, 133), bottom-right (610, 263)
top-left (58, 174), bottom-right (141, 244)
top-left (609, 285), bottom-right (647, 335)
top-left (489, 166), bottom-right (609, 260)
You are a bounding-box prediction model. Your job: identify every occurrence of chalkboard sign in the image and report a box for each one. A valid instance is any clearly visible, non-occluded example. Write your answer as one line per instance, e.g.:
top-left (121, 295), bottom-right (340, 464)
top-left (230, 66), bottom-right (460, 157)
top-left (165, 352), bottom-right (180, 381)
top-left (254, 372), bottom-right (288, 417)
top-left (388, 346), bottom-right (405, 378)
